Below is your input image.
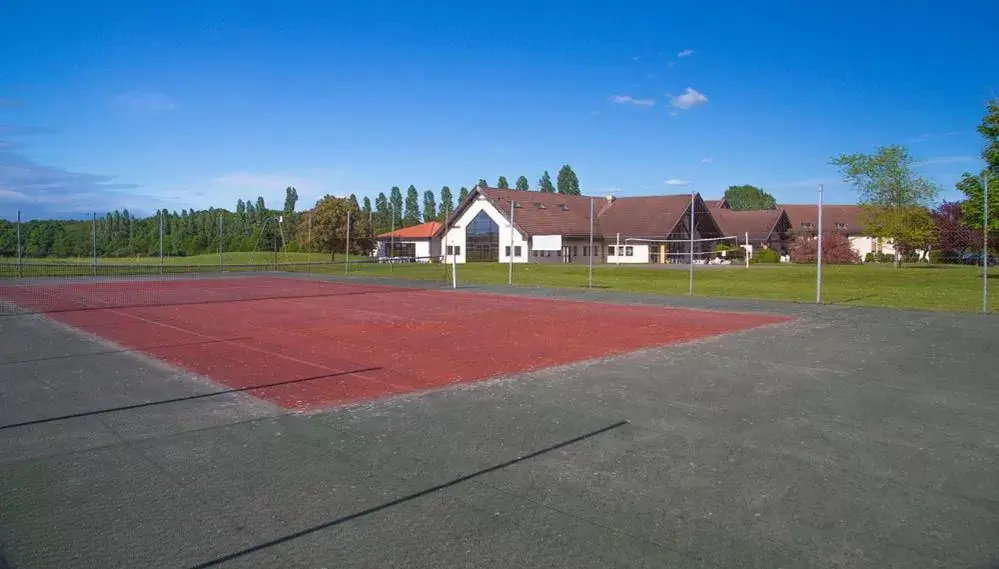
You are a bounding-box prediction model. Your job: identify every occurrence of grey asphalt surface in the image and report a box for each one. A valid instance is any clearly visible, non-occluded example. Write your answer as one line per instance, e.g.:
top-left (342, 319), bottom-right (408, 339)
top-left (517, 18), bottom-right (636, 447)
top-left (1, 276), bottom-right (998, 569)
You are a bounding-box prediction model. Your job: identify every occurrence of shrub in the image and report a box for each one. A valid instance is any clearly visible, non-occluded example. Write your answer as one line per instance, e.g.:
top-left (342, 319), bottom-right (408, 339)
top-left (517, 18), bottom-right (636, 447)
top-left (750, 248), bottom-right (780, 264)
top-left (791, 233), bottom-right (860, 264)
top-left (713, 242), bottom-right (744, 260)
top-left (864, 251), bottom-right (893, 263)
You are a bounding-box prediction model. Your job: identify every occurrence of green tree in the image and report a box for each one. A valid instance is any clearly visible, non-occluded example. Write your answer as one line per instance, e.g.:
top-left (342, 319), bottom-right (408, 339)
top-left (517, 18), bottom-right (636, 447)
top-left (956, 98), bottom-right (999, 232)
top-left (422, 189), bottom-right (437, 222)
top-left (362, 196), bottom-right (372, 216)
top-left (374, 192), bottom-right (390, 234)
top-left (283, 186), bottom-right (299, 216)
top-left (831, 145), bottom-right (939, 266)
top-left (497, 176), bottom-right (509, 189)
top-left (722, 185), bottom-right (777, 211)
top-left (404, 185), bottom-right (421, 225)
top-left (556, 165), bottom-right (580, 195)
top-left (299, 195), bottom-right (358, 259)
top-left (458, 186), bottom-right (469, 202)
top-left (515, 175), bottom-right (530, 191)
top-left (439, 185), bottom-right (454, 218)
top-left (538, 170), bottom-right (555, 193)
top-left (477, 178), bottom-right (488, 188)
top-left (389, 186), bottom-right (403, 222)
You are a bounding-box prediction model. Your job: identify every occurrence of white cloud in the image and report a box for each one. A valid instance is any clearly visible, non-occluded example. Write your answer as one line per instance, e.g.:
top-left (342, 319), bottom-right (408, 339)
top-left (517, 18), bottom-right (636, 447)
top-left (610, 95), bottom-right (656, 107)
top-left (665, 178), bottom-right (690, 186)
top-left (113, 91), bottom-right (177, 115)
top-left (701, 157), bottom-right (713, 163)
top-left (677, 49), bottom-right (695, 58)
top-left (669, 88), bottom-right (708, 110)
top-left (916, 155), bottom-right (978, 166)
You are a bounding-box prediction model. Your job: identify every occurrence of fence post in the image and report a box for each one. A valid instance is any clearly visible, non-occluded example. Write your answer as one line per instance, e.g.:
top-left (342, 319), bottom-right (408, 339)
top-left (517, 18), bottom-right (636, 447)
top-left (688, 193), bottom-right (694, 296)
top-left (588, 197), bottom-right (594, 288)
top-left (984, 173), bottom-right (989, 314)
top-left (745, 232), bottom-right (749, 269)
top-left (91, 213), bottom-right (97, 277)
top-left (508, 200), bottom-right (515, 286)
top-left (159, 210), bottom-right (164, 275)
top-left (817, 184), bottom-right (824, 304)
top-left (345, 210), bottom-right (351, 275)
top-left (218, 214), bottom-right (224, 273)
top-left (16, 210), bottom-right (23, 278)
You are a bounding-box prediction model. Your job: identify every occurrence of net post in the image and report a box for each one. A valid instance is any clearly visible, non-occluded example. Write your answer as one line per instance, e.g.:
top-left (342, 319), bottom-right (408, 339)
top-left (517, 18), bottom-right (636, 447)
top-left (688, 193), bottom-right (694, 296)
top-left (91, 212), bottom-right (97, 277)
top-left (16, 209), bottom-right (22, 278)
top-left (273, 218), bottom-right (278, 271)
top-left (588, 197), bottom-right (594, 288)
top-left (745, 232), bottom-right (749, 269)
top-left (389, 204), bottom-right (395, 275)
top-left (616, 232), bottom-right (620, 266)
top-left (508, 199), bottom-right (515, 286)
top-left (345, 210), bottom-right (351, 275)
top-left (816, 184), bottom-right (823, 304)
top-left (218, 213), bottom-right (224, 273)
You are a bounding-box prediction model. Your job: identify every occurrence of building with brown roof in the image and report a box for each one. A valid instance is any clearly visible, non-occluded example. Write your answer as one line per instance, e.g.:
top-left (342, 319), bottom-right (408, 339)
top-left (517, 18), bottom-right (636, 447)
top-left (708, 200), bottom-right (792, 256)
top-left (376, 221), bottom-right (442, 261)
top-left (439, 186), bottom-right (726, 264)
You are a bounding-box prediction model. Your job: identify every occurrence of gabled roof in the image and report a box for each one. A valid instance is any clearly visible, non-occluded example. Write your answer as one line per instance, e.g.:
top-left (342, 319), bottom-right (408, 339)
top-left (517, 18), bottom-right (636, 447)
top-left (377, 221), bottom-right (442, 239)
top-left (712, 208), bottom-right (790, 241)
top-left (780, 204), bottom-right (865, 234)
top-left (475, 188), bottom-right (597, 237)
top-left (596, 195), bottom-right (697, 238)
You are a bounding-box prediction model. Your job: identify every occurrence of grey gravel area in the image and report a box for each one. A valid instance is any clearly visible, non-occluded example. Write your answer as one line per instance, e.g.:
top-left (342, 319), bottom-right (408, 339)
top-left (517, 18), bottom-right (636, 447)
top-left (1, 277), bottom-right (997, 569)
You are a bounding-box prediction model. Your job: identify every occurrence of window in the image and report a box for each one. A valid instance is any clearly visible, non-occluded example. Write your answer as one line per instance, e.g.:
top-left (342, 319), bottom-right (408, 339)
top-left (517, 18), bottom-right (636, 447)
top-left (835, 222), bottom-right (847, 230)
top-left (608, 246), bottom-right (616, 256)
top-left (532, 250), bottom-right (539, 257)
top-left (466, 210), bottom-right (499, 262)
top-left (801, 222), bottom-right (814, 230)
top-left (534, 203), bottom-right (546, 209)
top-left (446, 245), bottom-right (453, 255)
top-left (573, 246), bottom-right (579, 256)
top-left (557, 203), bottom-right (569, 211)
top-left (514, 246), bottom-right (522, 257)
top-left (625, 246), bottom-right (634, 256)
top-left (583, 246), bottom-right (589, 256)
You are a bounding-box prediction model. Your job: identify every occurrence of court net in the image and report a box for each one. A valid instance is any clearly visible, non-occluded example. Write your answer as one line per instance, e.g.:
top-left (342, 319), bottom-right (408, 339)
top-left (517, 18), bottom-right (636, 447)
top-left (0, 256), bottom-right (458, 315)
top-left (620, 235), bottom-right (748, 264)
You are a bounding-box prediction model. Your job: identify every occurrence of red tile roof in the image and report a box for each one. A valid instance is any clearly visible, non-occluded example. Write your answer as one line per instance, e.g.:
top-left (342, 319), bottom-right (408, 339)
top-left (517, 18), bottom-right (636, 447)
top-left (377, 221), bottom-right (442, 239)
top-left (462, 187), bottom-right (721, 239)
top-left (780, 204), bottom-right (866, 234)
top-left (712, 208), bottom-right (790, 241)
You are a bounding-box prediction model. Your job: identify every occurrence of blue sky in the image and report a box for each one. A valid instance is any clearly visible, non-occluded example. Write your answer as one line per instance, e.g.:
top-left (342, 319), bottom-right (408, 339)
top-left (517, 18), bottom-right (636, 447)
top-left (1, 0), bottom-right (996, 220)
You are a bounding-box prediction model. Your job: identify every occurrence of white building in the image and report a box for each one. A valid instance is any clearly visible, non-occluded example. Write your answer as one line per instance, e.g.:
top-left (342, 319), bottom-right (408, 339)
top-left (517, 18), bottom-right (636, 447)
top-left (376, 221), bottom-right (442, 262)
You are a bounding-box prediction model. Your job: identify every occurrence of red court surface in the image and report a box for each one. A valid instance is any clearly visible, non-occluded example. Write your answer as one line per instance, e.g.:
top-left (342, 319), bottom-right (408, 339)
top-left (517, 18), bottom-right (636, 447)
top-left (4, 277), bottom-right (790, 410)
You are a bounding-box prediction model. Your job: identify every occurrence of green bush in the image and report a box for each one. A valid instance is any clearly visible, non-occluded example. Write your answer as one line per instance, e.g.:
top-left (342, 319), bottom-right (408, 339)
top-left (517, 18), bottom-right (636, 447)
top-left (864, 252), bottom-right (893, 263)
top-left (714, 242), bottom-right (744, 260)
top-left (750, 248), bottom-right (780, 264)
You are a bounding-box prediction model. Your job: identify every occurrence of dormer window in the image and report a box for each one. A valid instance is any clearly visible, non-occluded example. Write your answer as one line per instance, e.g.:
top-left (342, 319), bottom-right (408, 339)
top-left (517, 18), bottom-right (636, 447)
top-left (534, 203), bottom-right (546, 209)
top-left (557, 203), bottom-right (569, 211)
top-left (835, 222), bottom-right (846, 230)
top-left (801, 222), bottom-right (814, 230)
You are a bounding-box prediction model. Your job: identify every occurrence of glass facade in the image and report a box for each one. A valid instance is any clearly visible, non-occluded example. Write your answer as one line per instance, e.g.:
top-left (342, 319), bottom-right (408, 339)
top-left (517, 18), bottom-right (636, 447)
top-left (466, 210), bottom-right (499, 262)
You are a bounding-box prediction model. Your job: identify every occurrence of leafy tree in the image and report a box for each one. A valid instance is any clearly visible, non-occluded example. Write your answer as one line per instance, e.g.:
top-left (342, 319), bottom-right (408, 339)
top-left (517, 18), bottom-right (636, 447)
top-left (458, 186), bottom-right (469, 203)
top-left (497, 176), bottom-right (509, 189)
top-left (538, 170), bottom-right (555, 193)
top-left (389, 186), bottom-right (403, 220)
top-left (722, 185), bottom-right (777, 211)
top-left (404, 185), bottom-right (421, 225)
top-left (831, 145), bottom-right (939, 266)
top-left (439, 186), bottom-right (454, 218)
top-left (477, 178), bottom-right (488, 188)
top-left (283, 186), bottom-right (299, 216)
top-left (956, 98), bottom-right (999, 232)
top-left (556, 165), bottom-right (580, 195)
top-left (374, 192), bottom-right (390, 234)
top-left (362, 196), bottom-right (372, 216)
top-left (515, 175), bottom-right (530, 191)
top-left (422, 189), bottom-right (437, 222)
top-left (789, 233), bottom-right (861, 264)
top-left (298, 195), bottom-right (360, 259)
top-left (932, 201), bottom-right (978, 254)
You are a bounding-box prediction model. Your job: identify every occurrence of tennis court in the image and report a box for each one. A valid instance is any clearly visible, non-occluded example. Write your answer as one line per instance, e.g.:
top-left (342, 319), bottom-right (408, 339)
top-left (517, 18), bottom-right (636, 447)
top-left (2, 271), bottom-right (998, 568)
top-left (0, 274), bottom-right (786, 410)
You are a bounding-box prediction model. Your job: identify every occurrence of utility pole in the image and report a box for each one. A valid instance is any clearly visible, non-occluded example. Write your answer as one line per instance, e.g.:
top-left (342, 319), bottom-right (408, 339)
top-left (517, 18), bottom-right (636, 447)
top-left (688, 193), bottom-right (695, 295)
top-left (588, 198), bottom-right (594, 288)
top-left (984, 173), bottom-right (990, 314)
top-left (817, 184), bottom-right (824, 304)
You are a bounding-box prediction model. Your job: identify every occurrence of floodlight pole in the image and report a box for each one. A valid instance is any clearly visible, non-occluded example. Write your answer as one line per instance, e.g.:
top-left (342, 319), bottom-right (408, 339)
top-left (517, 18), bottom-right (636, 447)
top-left (588, 197), bottom-right (594, 288)
top-left (688, 193), bottom-right (695, 296)
top-left (508, 200), bottom-right (515, 286)
top-left (984, 173), bottom-right (990, 314)
top-left (817, 184), bottom-right (824, 304)
top-left (16, 210), bottom-right (22, 278)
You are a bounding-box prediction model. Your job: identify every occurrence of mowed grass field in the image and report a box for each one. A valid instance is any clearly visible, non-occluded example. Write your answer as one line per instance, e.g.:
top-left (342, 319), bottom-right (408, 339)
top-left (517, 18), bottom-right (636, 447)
top-left (346, 261), bottom-right (996, 313)
top-left (2, 253), bottom-right (994, 313)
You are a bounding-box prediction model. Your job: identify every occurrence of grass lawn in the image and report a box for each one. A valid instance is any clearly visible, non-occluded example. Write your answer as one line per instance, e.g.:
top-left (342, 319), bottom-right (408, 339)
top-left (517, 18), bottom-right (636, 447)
top-left (345, 261), bottom-right (996, 313)
top-left (2, 254), bottom-right (994, 313)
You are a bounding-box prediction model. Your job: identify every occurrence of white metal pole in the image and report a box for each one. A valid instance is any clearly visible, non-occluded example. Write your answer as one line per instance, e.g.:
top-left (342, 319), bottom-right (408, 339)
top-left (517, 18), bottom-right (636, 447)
top-left (688, 193), bottom-right (695, 295)
top-left (588, 197), bottom-right (594, 288)
top-left (745, 232), bottom-right (750, 269)
top-left (817, 184), bottom-right (824, 304)
top-left (984, 173), bottom-right (989, 314)
top-left (91, 213), bottom-right (97, 276)
top-left (616, 232), bottom-right (620, 266)
top-left (159, 210), bottom-right (164, 273)
top-left (345, 210), bottom-right (351, 274)
top-left (508, 199), bottom-right (515, 286)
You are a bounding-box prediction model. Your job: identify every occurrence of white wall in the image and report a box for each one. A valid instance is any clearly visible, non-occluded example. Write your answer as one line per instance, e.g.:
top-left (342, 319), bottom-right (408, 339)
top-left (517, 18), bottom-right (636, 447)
top-left (607, 243), bottom-right (649, 264)
top-left (442, 195), bottom-right (527, 263)
top-left (377, 238), bottom-right (438, 261)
